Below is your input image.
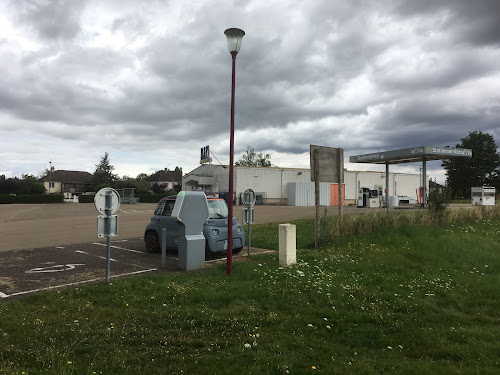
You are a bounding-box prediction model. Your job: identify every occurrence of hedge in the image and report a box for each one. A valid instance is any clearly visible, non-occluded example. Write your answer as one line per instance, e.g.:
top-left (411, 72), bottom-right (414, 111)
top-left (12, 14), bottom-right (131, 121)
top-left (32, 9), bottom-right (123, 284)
top-left (78, 195), bottom-right (95, 203)
top-left (0, 194), bottom-right (64, 204)
top-left (78, 194), bottom-right (168, 204)
top-left (135, 194), bottom-right (168, 203)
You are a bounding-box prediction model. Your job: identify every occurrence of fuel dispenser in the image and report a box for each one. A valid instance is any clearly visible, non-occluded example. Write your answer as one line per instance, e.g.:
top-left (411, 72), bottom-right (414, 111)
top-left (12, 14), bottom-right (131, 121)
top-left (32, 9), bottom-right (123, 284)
top-left (357, 188), bottom-right (370, 207)
top-left (358, 187), bottom-right (382, 208)
top-left (367, 189), bottom-right (382, 208)
top-left (171, 191), bottom-right (210, 271)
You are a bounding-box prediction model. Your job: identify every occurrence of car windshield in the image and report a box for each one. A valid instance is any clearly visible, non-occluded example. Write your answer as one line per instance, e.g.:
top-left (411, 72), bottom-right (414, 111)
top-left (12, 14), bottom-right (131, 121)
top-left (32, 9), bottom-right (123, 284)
top-left (208, 199), bottom-right (228, 219)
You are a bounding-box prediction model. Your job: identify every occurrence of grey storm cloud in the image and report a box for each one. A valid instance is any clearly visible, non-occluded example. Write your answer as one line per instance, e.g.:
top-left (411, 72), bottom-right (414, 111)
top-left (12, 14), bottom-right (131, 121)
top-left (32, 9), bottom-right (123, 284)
top-left (13, 0), bottom-right (84, 42)
top-left (1, 0), bottom-right (499, 180)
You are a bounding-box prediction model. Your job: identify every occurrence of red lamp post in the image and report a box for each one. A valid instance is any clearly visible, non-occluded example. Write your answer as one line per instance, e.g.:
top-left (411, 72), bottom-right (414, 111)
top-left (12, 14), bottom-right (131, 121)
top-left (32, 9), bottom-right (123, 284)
top-left (224, 28), bottom-right (245, 276)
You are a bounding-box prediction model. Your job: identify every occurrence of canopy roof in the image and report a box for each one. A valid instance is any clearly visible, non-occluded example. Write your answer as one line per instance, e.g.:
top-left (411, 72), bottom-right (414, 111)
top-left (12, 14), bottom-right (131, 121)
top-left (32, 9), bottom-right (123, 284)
top-left (349, 146), bottom-right (472, 165)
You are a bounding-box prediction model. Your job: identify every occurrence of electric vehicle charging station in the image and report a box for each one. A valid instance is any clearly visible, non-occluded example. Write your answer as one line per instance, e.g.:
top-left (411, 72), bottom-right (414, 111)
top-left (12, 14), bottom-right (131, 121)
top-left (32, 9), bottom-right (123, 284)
top-left (171, 191), bottom-right (210, 271)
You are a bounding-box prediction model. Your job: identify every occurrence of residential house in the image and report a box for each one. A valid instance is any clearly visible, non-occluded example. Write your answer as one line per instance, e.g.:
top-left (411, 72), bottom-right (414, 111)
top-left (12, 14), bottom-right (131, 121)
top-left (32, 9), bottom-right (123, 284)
top-left (148, 168), bottom-right (182, 191)
top-left (40, 170), bottom-right (94, 195)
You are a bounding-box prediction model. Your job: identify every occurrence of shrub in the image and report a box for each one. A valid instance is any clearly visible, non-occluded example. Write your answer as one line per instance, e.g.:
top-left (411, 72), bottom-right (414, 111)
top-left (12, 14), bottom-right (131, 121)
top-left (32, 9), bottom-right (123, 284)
top-left (0, 194), bottom-right (64, 204)
top-left (78, 195), bottom-right (95, 203)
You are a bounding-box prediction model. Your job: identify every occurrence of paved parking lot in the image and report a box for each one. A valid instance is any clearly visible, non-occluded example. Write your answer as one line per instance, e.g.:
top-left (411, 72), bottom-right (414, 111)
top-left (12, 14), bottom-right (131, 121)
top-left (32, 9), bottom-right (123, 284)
top-left (0, 202), bottom-right (327, 299)
top-left (0, 235), bottom-right (272, 299)
top-left (1, 202), bottom-right (463, 299)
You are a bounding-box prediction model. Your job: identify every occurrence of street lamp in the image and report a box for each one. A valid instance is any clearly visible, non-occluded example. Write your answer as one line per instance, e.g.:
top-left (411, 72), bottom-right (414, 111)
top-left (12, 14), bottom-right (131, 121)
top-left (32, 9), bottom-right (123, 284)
top-left (49, 161), bottom-right (52, 194)
top-left (224, 27), bottom-right (245, 276)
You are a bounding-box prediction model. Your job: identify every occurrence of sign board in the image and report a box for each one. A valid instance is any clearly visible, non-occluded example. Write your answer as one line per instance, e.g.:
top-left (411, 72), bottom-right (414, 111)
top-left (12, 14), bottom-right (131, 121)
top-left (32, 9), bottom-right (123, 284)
top-left (242, 188), bottom-right (256, 208)
top-left (243, 207), bottom-right (254, 224)
top-left (349, 146), bottom-right (473, 165)
top-left (94, 188), bottom-right (121, 215)
top-left (310, 145), bottom-right (344, 183)
top-left (200, 145), bottom-right (211, 164)
top-left (97, 215), bottom-right (119, 237)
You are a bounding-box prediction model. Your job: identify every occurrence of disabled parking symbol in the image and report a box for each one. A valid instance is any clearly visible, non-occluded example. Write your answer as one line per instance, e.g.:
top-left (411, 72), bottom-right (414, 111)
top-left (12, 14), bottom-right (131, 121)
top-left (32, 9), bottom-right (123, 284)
top-left (25, 264), bottom-right (85, 273)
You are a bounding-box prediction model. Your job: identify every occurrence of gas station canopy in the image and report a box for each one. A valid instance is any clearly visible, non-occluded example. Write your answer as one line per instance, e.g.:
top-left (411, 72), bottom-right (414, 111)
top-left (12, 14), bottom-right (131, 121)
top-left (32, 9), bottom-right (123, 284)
top-left (349, 146), bottom-right (472, 165)
top-left (349, 146), bottom-right (472, 208)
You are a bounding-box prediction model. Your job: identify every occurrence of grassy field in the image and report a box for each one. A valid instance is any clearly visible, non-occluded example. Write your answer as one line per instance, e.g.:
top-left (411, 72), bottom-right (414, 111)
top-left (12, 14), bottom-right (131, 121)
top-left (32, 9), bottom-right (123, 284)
top-left (1, 210), bottom-right (499, 374)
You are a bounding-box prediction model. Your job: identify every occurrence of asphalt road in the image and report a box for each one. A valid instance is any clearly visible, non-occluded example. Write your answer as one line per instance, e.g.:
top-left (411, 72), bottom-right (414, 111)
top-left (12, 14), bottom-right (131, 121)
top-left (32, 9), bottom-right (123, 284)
top-left (0, 203), bottom-right (362, 252)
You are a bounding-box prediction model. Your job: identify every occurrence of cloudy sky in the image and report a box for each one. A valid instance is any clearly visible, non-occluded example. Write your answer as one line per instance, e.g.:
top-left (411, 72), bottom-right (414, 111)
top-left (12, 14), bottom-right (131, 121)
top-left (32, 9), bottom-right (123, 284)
top-left (1, 0), bottom-right (499, 184)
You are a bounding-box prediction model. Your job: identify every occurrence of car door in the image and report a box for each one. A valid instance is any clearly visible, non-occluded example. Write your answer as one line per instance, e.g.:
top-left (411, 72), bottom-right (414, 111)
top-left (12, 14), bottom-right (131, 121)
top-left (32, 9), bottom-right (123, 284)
top-left (156, 199), bottom-right (181, 249)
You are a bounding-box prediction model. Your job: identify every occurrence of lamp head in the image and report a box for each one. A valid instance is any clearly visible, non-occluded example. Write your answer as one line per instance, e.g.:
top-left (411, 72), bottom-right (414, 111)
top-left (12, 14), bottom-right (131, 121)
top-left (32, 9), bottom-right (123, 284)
top-left (224, 28), bottom-right (245, 53)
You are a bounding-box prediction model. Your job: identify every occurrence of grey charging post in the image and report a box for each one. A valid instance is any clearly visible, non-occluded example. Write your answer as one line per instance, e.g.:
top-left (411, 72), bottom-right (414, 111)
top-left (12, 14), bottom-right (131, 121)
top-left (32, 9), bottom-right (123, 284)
top-left (171, 191), bottom-right (210, 271)
top-left (242, 188), bottom-right (256, 257)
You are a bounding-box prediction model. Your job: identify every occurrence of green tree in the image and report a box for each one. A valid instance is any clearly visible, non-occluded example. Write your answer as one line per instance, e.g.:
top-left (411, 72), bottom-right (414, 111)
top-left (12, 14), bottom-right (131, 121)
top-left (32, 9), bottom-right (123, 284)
top-left (442, 131), bottom-right (500, 198)
top-left (0, 177), bottom-right (18, 194)
top-left (17, 174), bottom-right (45, 195)
top-left (93, 152), bottom-right (118, 188)
top-left (236, 146), bottom-right (272, 167)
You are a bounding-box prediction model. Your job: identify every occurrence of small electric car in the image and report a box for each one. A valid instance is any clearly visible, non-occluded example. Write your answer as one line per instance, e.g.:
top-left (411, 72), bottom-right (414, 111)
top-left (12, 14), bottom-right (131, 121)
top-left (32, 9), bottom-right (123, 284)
top-left (144, 195), bottom-right (245, 254)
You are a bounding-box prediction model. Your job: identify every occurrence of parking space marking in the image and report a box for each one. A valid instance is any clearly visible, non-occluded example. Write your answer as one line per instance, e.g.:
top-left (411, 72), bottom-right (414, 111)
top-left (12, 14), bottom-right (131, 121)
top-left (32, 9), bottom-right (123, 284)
top-left (75, 250), bottom-right (118, 262)
top-left (92, 243), bottom-right (143, 254)
top-left (3, 268), bottom-right (159, 299)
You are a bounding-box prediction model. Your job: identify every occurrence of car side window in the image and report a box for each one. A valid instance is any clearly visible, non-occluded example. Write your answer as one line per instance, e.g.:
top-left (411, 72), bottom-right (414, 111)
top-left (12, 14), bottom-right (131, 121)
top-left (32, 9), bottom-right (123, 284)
top-left (162, 201), bottom-right (176, 216)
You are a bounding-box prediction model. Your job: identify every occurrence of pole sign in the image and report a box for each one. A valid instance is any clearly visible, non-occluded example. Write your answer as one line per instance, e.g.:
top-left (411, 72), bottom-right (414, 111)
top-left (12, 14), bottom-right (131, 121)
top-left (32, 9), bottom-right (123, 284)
top-left (94, 188), bottom-right (120, 215)
top-left (242, 188), bottom-right (256, 208)
top-left (94, 188), bottom-right (121, 282)
top-left (97, 215), bottom-right (119, 237)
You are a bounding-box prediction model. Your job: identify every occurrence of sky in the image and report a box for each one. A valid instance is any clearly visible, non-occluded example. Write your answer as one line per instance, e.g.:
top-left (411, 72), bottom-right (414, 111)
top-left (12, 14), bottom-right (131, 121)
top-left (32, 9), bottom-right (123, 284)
top-left (1, 0), bottom-right (499, 184)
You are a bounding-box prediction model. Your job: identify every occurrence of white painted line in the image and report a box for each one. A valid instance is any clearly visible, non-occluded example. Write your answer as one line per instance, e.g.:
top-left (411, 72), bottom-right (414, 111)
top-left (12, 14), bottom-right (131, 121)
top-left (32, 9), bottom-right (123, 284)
top-left (56, 246), bottom-right (65, 249)
top-left (75, 250), bottom-right (118, 262)
top-left (92, 243), bottom-right (143, 254)
top-left (4, 268), bottom-right (158, 299)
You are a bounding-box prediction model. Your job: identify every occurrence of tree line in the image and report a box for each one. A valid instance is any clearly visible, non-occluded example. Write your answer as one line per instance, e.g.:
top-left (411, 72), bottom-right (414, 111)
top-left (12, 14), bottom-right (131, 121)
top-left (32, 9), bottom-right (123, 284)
top-left (2, 135), bottom-right (498, 199)
top-left (0, 152), bottom-right (183, 196)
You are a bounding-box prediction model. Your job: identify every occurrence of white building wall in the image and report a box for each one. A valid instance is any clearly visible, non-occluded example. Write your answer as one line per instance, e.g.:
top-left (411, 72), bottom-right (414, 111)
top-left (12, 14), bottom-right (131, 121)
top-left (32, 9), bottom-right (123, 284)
top-left (235, 167), bottom-right (311, 204)
top-left (44, 181), bottom-right (62, 194)
top-left (288, 182), bottom-right (331, 206)
top-left (182, 165), bottom-right (428, 206)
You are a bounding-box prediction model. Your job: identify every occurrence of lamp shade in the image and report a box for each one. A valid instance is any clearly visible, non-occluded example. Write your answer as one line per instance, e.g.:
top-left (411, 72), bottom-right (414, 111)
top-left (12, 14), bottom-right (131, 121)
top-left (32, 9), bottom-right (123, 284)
top-left (224, 28), bottom-right (245, 53)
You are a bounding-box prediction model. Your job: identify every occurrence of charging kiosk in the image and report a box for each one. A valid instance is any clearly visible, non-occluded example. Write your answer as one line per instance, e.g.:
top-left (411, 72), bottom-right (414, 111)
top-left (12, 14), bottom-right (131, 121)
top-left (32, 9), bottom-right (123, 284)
top-left (171, 191), bottom-right (210, 271)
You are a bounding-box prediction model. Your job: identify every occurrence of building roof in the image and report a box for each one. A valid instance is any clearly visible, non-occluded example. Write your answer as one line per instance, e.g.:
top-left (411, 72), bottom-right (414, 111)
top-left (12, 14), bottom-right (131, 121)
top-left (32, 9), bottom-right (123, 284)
top-left (148, 169), bottom-right (182, 183)
top-left (40, 170), bottom-right (94, 183)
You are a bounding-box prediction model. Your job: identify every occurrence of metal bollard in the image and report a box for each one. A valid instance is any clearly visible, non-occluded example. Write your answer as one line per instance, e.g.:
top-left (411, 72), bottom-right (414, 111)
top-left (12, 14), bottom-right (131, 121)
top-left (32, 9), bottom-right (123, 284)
top-left (279, 224), bottom-right (296, 266)
top-left (162, 228), bottom-right (167, 269)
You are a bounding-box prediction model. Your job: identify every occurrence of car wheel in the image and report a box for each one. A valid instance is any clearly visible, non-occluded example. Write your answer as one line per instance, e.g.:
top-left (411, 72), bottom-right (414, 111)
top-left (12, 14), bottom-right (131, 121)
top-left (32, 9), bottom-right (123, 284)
top-left (145, 231), bottom-right (160, 253)
top-left (232, 247), bottom-right (243, 254)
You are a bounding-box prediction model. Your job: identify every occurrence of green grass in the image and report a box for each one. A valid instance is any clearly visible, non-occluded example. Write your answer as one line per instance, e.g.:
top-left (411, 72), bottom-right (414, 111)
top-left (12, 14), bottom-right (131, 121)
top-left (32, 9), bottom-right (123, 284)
top-left (1, 215), bottom-right (499, 374)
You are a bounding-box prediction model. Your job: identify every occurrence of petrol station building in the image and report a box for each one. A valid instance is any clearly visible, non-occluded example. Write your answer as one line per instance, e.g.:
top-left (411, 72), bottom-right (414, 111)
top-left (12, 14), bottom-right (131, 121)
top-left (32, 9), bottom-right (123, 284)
top-left (182, 146), bottom-right (472, 207)
top-left (182, 163), bottom-right (424, 207)
top-left (349, 146), bottom-right (472, 207)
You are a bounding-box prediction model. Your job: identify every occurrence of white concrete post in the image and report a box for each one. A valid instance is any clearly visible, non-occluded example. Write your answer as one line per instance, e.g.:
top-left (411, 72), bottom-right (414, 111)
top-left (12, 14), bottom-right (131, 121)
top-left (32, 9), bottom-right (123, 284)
top-left (279, 224), bottom-right (296, 266)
